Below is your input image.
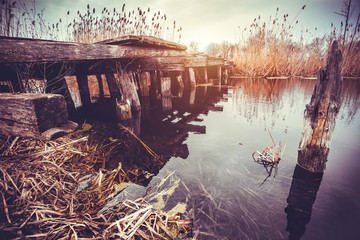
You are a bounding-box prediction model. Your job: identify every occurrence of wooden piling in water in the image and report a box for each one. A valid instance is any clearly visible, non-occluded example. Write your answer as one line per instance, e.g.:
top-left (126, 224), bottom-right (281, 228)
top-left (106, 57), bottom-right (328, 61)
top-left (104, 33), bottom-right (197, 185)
top-left (217, 66), bottom-right (222, 87)
top-left (297, 41), bottom-right (343, 172)
top-left (160, 77), bottom-right (172, 111)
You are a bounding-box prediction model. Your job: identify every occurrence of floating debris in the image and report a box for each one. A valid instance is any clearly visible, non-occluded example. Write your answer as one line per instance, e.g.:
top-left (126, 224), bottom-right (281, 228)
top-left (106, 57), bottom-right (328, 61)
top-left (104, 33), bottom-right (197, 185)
top-left (252, 130), bottom-right (286, 185)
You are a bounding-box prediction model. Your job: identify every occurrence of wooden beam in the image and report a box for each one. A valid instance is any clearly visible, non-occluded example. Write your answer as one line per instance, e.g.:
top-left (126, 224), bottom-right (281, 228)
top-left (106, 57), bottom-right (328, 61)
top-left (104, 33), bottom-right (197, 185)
top-left (136, 57), bottom-right (185, 72)
top-left (96, 35), bottom-right (187, 51)
top-left (0, 37), bottom-right (186, 64)
top-left (0, 93), bottom-right (77, 140)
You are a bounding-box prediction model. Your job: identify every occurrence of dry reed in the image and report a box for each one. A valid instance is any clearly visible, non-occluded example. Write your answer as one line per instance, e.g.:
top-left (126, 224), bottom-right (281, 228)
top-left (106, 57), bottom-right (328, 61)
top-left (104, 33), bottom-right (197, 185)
top-left (0, 0), bottom-right (182, 43)
top-left (0, 122), bottom-right (191, 239)
top-left (234, 3), bottom-right (360, 77)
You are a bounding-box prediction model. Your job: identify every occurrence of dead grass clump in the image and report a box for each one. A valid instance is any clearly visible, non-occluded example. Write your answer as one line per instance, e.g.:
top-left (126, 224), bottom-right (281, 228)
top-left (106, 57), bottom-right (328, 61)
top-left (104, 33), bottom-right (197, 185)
top-left (0, 0), bottom-right (183, 43)
top-left (235, 3), bottom-right (360, 77)
top-left (0, 122), bottom-right (191, 239)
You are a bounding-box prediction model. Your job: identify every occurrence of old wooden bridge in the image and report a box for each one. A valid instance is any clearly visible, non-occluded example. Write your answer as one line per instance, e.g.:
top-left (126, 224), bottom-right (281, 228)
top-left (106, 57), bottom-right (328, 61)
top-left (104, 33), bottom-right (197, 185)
top-left (0, 35), bottom-right (231, 120)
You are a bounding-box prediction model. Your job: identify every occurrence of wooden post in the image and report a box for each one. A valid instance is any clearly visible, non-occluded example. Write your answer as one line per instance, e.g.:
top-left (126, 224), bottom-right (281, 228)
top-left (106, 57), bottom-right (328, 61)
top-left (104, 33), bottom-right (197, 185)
top-left (118, 70), bottom-right (141, 111)
top-left (160, 76), bottom-right (172, 111)
top-left (76, 74), bottom-right (91, 110)
top-left (204, 67), bottom-right (208, 84)
top-left (188, 67), bottom-right (196, 89)
top-left (297, 41), bottom-right (343, 172)
top-left (170, 71), bottom-right (184, 97)
top-left (150, 70), bottom-right (159, 103)
top-left (223, 68), bottom-right (228, 85)
top-left (96, 74), bottom-right (104, 99)
top-left (217, 66), bottom-right (222, 88)
top-left (45, 64), bottom-right (76, 116)
top-left (139, 71), bottom-right (151, 115)
top-left (105, 73), bottom-right (121, 99)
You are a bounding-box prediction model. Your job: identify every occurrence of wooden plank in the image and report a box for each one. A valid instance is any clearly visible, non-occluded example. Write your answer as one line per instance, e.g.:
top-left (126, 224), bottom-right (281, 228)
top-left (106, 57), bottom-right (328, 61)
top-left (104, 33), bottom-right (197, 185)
top-left (136, 57), bottom-right (185, 71)
top-left (0, 37), bottom-right (186, 64)
top-left (96, 35), bottom-right (187, 51)
top-left (0, 93), bottom-right (77, 140)
top-left (297, 41), bottom-right (343, 172)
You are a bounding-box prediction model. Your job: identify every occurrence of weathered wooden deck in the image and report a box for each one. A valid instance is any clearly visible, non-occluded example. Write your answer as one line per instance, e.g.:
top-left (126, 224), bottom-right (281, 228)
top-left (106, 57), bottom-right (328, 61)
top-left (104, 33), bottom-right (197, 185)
top-left (0, 35), bottom-right (232, 121)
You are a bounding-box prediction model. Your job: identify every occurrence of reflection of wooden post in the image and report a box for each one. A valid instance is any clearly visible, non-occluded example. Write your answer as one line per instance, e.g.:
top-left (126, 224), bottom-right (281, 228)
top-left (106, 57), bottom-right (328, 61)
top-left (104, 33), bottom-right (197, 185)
top-left (285, 165), bottom-right (323, 239)
top-left (298, 41), bottom-right (343, 172)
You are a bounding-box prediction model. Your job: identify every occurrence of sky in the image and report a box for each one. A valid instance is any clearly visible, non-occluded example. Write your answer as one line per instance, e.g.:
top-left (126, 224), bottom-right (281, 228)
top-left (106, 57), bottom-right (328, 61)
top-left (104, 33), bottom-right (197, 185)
top-left (34, 0), bottom-right (360, 51)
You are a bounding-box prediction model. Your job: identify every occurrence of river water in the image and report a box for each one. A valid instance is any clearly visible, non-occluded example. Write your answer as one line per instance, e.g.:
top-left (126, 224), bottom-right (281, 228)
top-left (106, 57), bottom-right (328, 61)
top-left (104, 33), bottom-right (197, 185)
top-left (120, 78), bottom-right (360, 239)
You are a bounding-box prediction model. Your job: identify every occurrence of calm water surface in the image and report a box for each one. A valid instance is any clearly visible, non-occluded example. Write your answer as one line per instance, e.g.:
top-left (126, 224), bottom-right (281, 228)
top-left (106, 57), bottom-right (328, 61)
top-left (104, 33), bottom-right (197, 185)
top-left (123, 78), bottom-right (360, 239)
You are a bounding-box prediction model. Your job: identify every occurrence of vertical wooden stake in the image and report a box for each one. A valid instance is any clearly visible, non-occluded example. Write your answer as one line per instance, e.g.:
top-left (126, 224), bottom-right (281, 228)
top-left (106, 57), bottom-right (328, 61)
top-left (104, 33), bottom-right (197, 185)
top-left (204, 67), bottom-right (209, 84)
top-left (188, 67), bottom-right (196, 89)
top-left (96, 74), bottom-right (104, 99)
top-left (217, 66), bottom-right (222, 89)
top-left (105, 73), bottom-right (121, 99)
top-left (160, 76), bottom-right (172, 111)
top-left (118, 70), bottom-right (141, 111)
top-left (297, 41), bottom-right (343, 172)
top-left (76, 74), bottom-right (91, 109)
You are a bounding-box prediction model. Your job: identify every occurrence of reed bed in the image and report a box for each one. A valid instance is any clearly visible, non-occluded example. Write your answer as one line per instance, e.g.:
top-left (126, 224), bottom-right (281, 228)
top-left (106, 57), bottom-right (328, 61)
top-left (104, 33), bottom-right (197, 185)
top-left (234, 3), bottom-right (360, 77)
top-left (0, 0), bottom-right (182, 43)
top-left (0, 122), bottom-right (191, 239)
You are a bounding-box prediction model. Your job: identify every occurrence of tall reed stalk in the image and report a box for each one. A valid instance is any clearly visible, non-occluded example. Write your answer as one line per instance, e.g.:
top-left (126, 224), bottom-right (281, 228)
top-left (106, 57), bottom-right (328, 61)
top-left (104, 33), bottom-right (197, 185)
top-left (0, 0), bottom-right (182, 43)
top-left (234, 3), bottom-right (360, 77)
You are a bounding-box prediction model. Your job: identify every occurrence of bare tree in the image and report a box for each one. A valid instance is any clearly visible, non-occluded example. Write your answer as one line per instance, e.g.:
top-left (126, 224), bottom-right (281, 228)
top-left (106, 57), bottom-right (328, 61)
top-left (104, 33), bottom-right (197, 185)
top-left (188, 41), bottom-right (199, 54)
top-left (205, 42), bottom-right (221, 57)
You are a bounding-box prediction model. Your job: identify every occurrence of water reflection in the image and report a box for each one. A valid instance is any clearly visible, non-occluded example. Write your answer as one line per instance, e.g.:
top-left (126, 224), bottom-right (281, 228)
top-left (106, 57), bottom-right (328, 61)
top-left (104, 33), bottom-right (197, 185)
top-left (285, 165), bottom-right (323, 240)
top-left (140, 85), bottom-right (227, 169)
top-left (100, 77), bottom-right (360, 239)
top-left (229, 78), bottom-right (360, 128)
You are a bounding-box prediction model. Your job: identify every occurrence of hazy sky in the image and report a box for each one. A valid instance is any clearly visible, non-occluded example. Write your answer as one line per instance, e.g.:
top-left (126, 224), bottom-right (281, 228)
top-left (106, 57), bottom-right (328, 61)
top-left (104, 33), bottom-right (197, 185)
top-left (35, 0), bottom-right (360, 50)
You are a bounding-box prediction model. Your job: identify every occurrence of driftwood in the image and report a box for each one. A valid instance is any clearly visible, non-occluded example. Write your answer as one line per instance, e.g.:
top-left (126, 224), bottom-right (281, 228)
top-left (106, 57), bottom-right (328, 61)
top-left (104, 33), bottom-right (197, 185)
top-left (297, 41), bottom-right (343, 172)
top-left (0, 93), bottom-right (78, 140)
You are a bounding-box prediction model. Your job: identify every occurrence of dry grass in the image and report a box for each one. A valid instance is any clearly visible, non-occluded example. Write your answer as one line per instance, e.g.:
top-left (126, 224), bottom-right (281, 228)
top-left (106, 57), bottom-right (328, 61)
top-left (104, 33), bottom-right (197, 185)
top-left (0, 123), bottom-right (191, 239)
top-left (0, 0), bottom-right (182, 43)
top-left (234, 5), bottom-right (360, 77)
